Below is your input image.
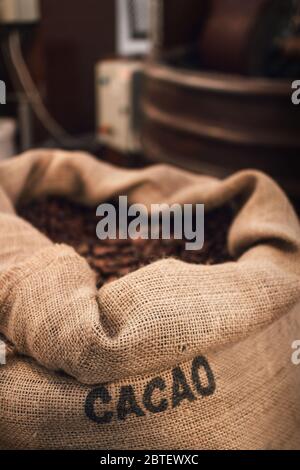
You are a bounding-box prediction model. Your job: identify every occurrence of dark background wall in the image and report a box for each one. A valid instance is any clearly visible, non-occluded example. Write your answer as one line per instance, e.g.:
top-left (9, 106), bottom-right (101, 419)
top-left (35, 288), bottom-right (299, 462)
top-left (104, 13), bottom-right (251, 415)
top-left (28, 0), bottom-right (116, 136)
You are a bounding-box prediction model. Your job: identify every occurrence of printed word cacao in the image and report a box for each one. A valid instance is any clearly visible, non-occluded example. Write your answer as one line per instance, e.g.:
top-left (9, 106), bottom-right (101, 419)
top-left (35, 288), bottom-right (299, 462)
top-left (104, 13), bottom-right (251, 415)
top-left (85, 355), bottom-right (216, 424)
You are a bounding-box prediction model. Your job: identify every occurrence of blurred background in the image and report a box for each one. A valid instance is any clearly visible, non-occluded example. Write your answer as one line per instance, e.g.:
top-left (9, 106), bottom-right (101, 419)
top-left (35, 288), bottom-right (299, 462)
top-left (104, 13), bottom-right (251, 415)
top-left (0, 0), bottom-right (300, 202)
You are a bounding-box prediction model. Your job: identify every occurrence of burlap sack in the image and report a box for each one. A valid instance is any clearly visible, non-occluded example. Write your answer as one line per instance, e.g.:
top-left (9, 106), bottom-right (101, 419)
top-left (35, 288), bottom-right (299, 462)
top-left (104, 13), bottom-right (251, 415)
top-left (0, 149), bottom-right (299, 450)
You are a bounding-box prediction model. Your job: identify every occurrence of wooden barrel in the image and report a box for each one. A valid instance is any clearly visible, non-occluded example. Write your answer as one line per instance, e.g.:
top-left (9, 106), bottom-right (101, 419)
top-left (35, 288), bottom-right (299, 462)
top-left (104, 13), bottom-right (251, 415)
top-left (141, 62), bottom-right (300, 198)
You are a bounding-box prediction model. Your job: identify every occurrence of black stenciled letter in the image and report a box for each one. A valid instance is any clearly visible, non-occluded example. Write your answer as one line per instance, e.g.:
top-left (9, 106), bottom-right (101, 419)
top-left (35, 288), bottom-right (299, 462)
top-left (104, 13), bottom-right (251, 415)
top-left (192, 355), bottom-right (216, 397)
top-left (117, 385), bottom-right (145, 421)
top-left (172, 366), bottom-right (196, 408)
top-left (85, 386), bottom-right (113, 424)
top-left (143, 377), bottom-right (168, 413)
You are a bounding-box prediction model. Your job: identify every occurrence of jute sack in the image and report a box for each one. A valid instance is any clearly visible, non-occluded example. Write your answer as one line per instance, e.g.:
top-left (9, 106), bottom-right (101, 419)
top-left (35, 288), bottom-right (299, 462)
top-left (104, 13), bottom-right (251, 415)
top-left (0, 150), bottom-right (299, 450)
